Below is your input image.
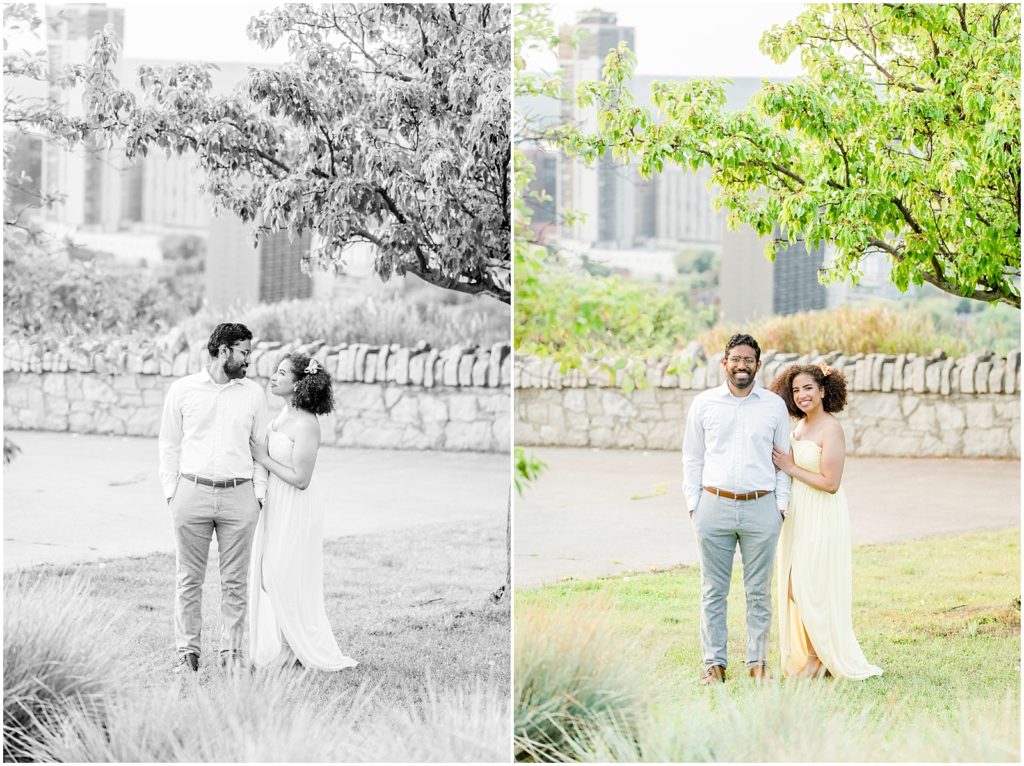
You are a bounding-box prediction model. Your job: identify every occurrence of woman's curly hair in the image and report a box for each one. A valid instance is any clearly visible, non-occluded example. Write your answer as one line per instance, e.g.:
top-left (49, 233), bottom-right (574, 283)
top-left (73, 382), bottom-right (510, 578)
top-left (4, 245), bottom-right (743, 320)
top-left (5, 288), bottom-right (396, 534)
top-left (769, 363), bottom-right (848, 418)
top-left (282, 352), bottom-right (334, 416)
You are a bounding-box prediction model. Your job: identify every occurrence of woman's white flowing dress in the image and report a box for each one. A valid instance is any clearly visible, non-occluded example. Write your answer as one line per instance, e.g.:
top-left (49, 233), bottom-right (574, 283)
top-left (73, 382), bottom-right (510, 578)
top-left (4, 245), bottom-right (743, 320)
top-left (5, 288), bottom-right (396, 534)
top-left (248, 425), bottom-right (357, 671)
top-left (777, 439), bottom-right (882, 680)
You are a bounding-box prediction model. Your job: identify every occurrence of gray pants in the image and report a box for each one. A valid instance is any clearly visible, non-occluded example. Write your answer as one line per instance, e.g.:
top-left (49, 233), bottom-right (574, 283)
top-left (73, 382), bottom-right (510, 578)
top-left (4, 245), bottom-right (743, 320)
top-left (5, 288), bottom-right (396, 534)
top-left (170, 478), bottom-right (260, 657)
top-left (692, 490), bottom-right (783, 669)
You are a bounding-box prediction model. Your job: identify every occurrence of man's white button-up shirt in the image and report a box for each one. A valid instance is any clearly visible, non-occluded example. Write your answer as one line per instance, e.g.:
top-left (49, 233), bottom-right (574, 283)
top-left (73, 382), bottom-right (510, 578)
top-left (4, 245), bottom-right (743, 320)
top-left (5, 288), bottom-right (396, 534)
top-left (158, 367), bottom-right (270, 501)
top-left (682, 381), bottom-right (792, 515)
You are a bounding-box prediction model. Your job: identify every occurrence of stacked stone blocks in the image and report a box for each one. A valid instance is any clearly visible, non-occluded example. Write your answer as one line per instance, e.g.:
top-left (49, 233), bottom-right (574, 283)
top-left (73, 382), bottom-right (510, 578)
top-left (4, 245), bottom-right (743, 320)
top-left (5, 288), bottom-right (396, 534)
top-left (516, 349), bottom-right (1021, 458)
top-left (4, 337), bottom-right (511, 453)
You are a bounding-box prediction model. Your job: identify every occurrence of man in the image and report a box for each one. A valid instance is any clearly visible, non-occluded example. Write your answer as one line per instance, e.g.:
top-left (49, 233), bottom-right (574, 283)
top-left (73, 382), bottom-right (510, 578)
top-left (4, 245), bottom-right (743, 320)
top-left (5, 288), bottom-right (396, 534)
top-left (682, 333), bottom-right (791, 684)
top-left (159, 322), bottom-right (270, 673)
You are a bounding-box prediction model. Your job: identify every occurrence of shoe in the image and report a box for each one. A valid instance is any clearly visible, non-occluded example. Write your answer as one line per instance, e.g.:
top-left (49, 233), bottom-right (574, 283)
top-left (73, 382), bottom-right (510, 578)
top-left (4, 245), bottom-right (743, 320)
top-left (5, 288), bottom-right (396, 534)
top-left (699, 664), bottom-right (726, 685)
top-left (748, 662), bottom-right (772, 682)
top-left (173, 652), bottom-right (199, 674)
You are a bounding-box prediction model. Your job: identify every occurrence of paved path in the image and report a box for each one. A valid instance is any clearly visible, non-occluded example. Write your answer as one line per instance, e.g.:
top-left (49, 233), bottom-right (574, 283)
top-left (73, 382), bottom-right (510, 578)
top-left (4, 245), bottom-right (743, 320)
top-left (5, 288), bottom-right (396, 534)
top-left (515, 447), bottom-right (1021, 588)
top-left (3, 430), bottom-right (507, 570)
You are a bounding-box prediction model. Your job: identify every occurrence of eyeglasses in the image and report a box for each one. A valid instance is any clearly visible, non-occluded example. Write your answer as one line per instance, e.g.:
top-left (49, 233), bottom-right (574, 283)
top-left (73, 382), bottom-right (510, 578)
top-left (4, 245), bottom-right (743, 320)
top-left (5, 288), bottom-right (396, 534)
top-left (231, 346), bottom-right (252, 360)
top-left (726, 356), bottom-right (757, 365)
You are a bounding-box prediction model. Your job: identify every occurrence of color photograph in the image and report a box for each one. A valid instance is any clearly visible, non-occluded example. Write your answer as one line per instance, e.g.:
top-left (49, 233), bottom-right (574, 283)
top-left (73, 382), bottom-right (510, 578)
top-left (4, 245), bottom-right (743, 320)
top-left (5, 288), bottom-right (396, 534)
top-left (513, 3), bottom-right (1020, 762)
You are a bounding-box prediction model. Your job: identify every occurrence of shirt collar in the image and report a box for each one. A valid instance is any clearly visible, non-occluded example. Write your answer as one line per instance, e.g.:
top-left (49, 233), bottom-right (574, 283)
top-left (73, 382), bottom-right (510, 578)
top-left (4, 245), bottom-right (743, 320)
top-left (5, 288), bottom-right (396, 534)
top-left (716, 380), bottom-right (764, 400)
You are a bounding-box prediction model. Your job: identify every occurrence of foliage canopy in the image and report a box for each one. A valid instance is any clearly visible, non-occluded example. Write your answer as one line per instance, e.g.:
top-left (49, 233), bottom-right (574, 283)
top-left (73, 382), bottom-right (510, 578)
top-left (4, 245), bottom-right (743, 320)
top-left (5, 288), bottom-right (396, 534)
top-left (78, 4), bottom-right (511, 302)
top-left (559, 4), bottom-right (1021, 308)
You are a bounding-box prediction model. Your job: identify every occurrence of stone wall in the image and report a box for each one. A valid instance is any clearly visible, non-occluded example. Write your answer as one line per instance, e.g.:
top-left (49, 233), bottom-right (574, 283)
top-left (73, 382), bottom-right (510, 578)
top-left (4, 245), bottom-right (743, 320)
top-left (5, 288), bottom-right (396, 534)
top-left (4, 336), bottom-right (511, 453)
top-left (516, 348), bottom-right (1021, 458)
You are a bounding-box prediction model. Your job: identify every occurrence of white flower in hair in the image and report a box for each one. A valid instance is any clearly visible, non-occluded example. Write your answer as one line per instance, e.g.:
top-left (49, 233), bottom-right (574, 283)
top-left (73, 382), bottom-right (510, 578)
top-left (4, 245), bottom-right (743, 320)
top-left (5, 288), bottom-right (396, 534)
top-left (304, 359), bottom-right (320, 375)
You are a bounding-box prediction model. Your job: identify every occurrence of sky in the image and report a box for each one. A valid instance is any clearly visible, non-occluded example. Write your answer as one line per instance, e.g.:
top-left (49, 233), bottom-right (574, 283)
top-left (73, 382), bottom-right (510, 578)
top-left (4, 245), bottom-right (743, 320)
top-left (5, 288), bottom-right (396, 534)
top-left (20, 3), bottom-right (806, 75)
top-left (118, 3), bottom-right (288, 62)
top-left (541, 3), bottom-right (805, 78)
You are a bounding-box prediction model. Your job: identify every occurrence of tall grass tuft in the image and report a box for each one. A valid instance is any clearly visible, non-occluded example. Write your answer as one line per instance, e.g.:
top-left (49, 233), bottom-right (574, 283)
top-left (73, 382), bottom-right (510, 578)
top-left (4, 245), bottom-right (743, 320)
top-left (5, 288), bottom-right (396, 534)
top-left (354, 681), bottom-right (511, 762)
top-left (24, 667), bottom-right (371, 762)
top-left (699, 302), bottom-right (972, 357)
top-left (179, 291), bottom-right (509, 349)
top-left (24, 671), bottom-right (509, 763)
top-left (3, 571), bottom-right (125, 762)
top-left (523, 678), bottom-right (1020, 762)
top-left (514, 598), bottom-right (652, 762)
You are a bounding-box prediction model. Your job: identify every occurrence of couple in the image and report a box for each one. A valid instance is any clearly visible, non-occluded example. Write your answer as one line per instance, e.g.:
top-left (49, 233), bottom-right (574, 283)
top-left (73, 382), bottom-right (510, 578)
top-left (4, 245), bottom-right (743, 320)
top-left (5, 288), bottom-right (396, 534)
top-left (157, 322), bottom-right (357, 674)
top-left (683, 333), bottom-right (882, 683)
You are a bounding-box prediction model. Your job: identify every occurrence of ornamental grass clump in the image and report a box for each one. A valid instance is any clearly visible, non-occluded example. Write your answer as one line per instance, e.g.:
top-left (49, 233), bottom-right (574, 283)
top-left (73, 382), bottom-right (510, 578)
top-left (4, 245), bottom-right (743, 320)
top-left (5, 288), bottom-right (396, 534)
top-left (514, 598), bottom-right (652, 762)
top-left (543, 683), bottom-right (1019, 763)
top-left (357, 681), bottom-right (510, 762)
top-left (3, 571), bottom-right (124, 762)
top-left (179, 291), bottom-right (509, 349)
top-left (698, 302), bottom-right (968, 357)
top-left (24, 667), bottom-right (371, 762)
top-left (26, 671), bottom-right (509, 763)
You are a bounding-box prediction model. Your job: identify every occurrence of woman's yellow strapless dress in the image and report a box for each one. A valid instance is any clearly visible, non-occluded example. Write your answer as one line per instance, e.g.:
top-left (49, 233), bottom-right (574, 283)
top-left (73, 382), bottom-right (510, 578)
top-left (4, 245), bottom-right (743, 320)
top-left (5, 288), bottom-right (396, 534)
top-left (776, 439), bottom-right (883, 679)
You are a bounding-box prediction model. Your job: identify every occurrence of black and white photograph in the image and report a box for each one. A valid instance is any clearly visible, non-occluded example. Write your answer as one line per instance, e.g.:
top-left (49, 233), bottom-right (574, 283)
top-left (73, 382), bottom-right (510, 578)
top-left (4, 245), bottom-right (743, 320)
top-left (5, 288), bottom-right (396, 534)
top-left (4, 3), bottom-right (511, 761)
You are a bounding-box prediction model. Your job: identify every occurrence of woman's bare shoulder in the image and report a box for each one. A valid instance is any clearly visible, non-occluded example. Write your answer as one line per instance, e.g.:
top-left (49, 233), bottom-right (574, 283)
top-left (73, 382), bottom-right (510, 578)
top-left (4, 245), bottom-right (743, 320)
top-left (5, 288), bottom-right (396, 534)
top-left (295, 410), bottom-right (322, 440)
top-left (823, 414), bottom-right (846, 440)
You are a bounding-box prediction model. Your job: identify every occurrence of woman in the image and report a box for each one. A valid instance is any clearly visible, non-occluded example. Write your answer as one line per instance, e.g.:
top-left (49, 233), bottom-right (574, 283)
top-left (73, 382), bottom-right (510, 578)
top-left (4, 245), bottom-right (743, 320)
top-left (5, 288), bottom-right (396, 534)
top-left (247, 352), bottom-right (357, 671)
top-left (769, 363), bottom-right (882, 680)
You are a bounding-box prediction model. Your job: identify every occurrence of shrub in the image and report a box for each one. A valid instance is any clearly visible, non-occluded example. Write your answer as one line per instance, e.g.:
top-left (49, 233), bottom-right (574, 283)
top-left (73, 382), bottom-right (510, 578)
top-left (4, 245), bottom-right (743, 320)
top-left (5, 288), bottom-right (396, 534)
top-left (514, 598), bottom-right (651, 762)
top-left (3, 245), bottom-right (199, 341)
top-left (515, 262), bottom-right (712, 365)
top-left (3, 571), bottom-right (124, 762)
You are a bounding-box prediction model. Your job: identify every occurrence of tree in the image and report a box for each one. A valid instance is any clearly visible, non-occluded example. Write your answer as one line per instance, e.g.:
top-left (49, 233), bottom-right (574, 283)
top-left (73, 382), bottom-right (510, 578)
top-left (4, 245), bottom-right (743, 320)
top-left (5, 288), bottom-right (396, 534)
top-left (76, 4), bottom-right (510, 302)
top-left (558, 4), bottom-right (1020, 308)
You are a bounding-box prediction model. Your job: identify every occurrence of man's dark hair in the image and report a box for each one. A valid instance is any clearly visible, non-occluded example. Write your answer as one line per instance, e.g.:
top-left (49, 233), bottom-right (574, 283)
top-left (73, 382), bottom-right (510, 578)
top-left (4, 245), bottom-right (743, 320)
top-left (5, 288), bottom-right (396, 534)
top-left (724, 333), bottom-right (761, 362)
top-left (207, 323), bottom-right (253, 358)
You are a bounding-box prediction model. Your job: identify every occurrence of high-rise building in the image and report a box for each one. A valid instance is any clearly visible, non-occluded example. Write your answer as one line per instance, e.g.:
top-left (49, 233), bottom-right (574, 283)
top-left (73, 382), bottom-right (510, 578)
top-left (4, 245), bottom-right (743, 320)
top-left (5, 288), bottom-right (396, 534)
top-left (42, 4), bottom-right (126, 231)
top-left (205, 214), bottom-right (313, 309)
top-left (542, 13), bottom-right (771, 252)
top-left (3, 131), bottom-right (44, 219)
top-left (557, 10), bottom-right (636, 248)
top-left (719, 224), bottom-right (827, 323)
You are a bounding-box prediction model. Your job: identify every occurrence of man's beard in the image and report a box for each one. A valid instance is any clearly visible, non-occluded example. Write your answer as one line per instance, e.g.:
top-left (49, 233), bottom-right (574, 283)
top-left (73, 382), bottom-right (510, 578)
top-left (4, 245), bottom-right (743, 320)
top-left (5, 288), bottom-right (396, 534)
top-left (727, 369), bottom-right (754, 389)
top-left (225, 360), bottom-right (248, 380)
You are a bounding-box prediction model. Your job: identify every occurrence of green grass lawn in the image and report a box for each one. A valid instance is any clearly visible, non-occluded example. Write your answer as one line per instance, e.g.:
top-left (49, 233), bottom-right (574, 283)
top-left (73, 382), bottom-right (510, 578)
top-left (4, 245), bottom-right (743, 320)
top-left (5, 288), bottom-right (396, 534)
top-left (7, 519), bottom-right (510, 761)
top-left (515, 529), bottom-right (1020, 760)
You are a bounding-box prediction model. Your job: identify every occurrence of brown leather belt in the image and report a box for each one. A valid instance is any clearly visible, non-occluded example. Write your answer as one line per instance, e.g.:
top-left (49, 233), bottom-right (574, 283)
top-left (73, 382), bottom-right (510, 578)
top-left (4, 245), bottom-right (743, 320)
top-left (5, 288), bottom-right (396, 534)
top-left (181, 473), bottom-right (251, 488)
top-left (704, 486), bottom-right (772, 501)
